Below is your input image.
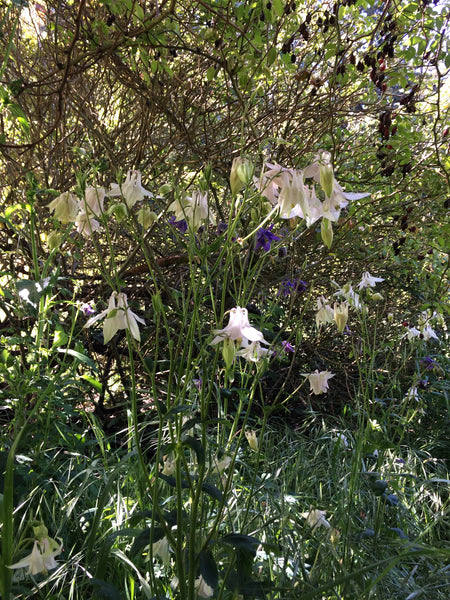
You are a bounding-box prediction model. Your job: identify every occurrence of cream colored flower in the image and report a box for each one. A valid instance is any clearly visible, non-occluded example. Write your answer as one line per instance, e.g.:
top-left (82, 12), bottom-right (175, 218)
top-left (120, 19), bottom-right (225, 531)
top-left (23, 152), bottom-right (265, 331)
top-left (152, 536), bottom-right (170, 566)
top-left (109, 170), bottom-right (152, 208)
top-left (211, 307), bottom-right (267, 347)
top-left (161, 455), bottom-right (176, 476)
top-left (195, 575), bottom-right (214, 598)
top-left (358, 271), bottom-right (384, 290)
top-left (9, 537), bottom-right (63, 576)
top-left (236, 340), bottom-right (271, 363)
top-left (230, 157), bottom-right (253, 195)
top-left (83, 186), bottom-right (106, 217)
top-left (303, 370), bottom-right (335, 395)
top-left (315, 296), bottom-right (334, 328)
top-left (83, 291), bottom-right (145, 344)
top-left (48, 192), bottom-right (79, 222)
top-left (245, 429), bottom-right (259, 451)
top-left (301, 508), bottom-right (331, 532)
top-left (75, 211), bottom-right (101, 237)
top-left (334, 301), bottom-right (349, 333)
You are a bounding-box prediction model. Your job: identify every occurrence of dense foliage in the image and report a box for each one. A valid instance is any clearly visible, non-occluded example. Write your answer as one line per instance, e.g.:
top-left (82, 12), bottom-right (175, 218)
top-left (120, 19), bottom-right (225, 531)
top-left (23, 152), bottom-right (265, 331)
top-left (0, 1), bottom-right (448, 599)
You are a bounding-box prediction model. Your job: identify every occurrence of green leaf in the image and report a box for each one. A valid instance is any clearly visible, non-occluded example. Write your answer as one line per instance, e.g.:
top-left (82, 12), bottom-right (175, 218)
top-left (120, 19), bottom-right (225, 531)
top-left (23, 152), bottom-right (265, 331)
top-left (219, 533), bottom-right (260, 554)
top-left (90, 579), bottom-right (124, 600)
top-left (206, 66), bottom-right (216, 81)
top-left (201, 481), bottom-right (223, 501)
top-left (272, 0), bottom-right (284, 17)
top-left (267, 47), bottom-right (277, 66)
top-left (181, 435), bottom-right (205, 465)
top-left (199, 550), bottom-right (219, 589)
top-left (57, 348), bottom-right (97, 370)
top-left (81, 374), bottom-right (102, 391)
top-left (130, 527), bottom-right (164, 557)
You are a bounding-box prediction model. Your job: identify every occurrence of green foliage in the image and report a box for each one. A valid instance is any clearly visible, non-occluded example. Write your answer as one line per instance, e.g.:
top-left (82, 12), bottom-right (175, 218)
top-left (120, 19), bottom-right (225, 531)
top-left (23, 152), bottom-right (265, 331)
top-left (0, 0), bottom-right (448, 599)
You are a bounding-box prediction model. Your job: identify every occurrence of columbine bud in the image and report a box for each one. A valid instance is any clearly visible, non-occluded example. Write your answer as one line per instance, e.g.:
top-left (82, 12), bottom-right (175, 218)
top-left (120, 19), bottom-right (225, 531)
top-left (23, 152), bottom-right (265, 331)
top-left (230, 157), bottom-right (253, 195)
top-left (334, 301), bottom-right (349, 333)
top-left (371, 293), bottom-right (384, 301)
top-left (222, 338), bottom-right (236, 370)
top-left (321, 218), bottom-right (333, 248)
top-left (33, 523), bottom-right (49, 539)
top-left (319, 159), bottom-right (335, 197)
top-left (138, 207), bottom-right (157, 228)
top-left (112, 202), bottom-right (128, 222)
top-left (158, 183), bottom-right (172, 196)
top-left (245, 429), bottom-right (259, 451)
top-left (47, 231), bottom-right (61, 250)
top-left (387, 312), bottom-right (394, 322)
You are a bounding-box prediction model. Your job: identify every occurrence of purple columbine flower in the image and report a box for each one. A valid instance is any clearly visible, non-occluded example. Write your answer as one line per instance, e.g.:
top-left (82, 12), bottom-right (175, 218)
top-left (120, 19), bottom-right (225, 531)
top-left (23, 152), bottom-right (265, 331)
top-left (254, 225), bottom-right (281, 252)
top-left (192, 377), bottom-right (202, 390)
top-left (169, 215), bottom-right (188, 233)
top-left (281, 340), bottom-right (295, 353)
top-left (277, 278), bottom-right (308, 297)
top-left (421, 356), bottom-right (438, 370)
top-left (81, 302), bottom-right (95, 316)
top-left (217, 222), bottom-right (228, 235)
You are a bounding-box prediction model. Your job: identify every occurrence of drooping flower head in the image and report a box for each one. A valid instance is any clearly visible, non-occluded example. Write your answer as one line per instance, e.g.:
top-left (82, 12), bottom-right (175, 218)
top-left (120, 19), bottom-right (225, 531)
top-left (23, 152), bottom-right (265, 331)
top-left (83, 186), bottom-right (106, 217)
top-left (168, 191), bottom-right (215, 231)
top-left (334, 301), bottom-right (349, 333)
top-left (254, 224), bottom-right (280, 252)
top-left (109, 170), bottom-right (152, 209)
top-left (169, 215), bottom-right (188, 233)
top-left (315, 296), bottom-right (334, 328)
top-left (358, 271), bottom-right (384, 290)
top-left (230, 157), bottom-right (253, 195)
top-left (303, 370), bottom-right (335, 394)
top-left (48, 192), bottom-right (79, 222)
top-left (84, 291), bottom-right (145, 344)
top-left (210, 306), bottom-right (267, 347)
top-left (75, 211), bottom-right (101, 237)
top-left (278, 278), bottom-right (308, 297)
top-left (9, 536), bottom-right (63, 576)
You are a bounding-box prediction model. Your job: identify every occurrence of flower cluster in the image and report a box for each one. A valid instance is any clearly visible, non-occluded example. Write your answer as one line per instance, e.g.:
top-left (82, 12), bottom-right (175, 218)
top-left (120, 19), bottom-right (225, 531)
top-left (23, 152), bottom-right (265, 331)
top-left (168, 190), bottom-right (216, 231)
top-left (255, 152), bottom-right (369, 230)
top-left (404, 310), bottom-right (442, 342)
top-left (48, 170), bottom-right (153, 238)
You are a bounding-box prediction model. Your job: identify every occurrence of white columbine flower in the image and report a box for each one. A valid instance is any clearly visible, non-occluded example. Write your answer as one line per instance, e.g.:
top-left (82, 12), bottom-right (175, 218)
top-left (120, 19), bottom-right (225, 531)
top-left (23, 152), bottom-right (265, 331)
top-left (184, 191), bottom-right (216, 231)
top-left (9, 537), bottom-right (63, 576)
top-left (152, 536), bottom-right (170, 566)
top-left (48, 192), bottom-right (79, 222)
top-left (315, 296), bottom-right (334, 328)
top-left (277, 169), bottom-right (306, 219)
top-left (333, 282), bottom-right (362, 310)
top-left (75, 211), bottom-right (101, 237)
top-left (405, 386), bottom-right (419, 401)
top-left (236, 340), bottom-right (271, 362)
top-left (421, 324), bottom-right (438, 341)
top-left (358, 271), bottom-right (385, 290)
top-left (303, 370), bottom-right (335, 394)
top-left (109, 170), bottom-right (152, 209)
top-left (334, 301), bottom-right (349, 333)
top-left (83, 186), bottom-right (106, 217)
top-left (210, 307), bottom-right (267, 347)
top-left (194, 575), bottom-right (214, 598)
top-left (84, 291), bottom-right (145, 344)
top-left (301, 508), bottom-right (331, 531)
top-left (168, 191), bottom-right (215, 231)
top-left (212, 455), bottom-right (232, 474)
top-left (245, 429), bottom-right (259, 451)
